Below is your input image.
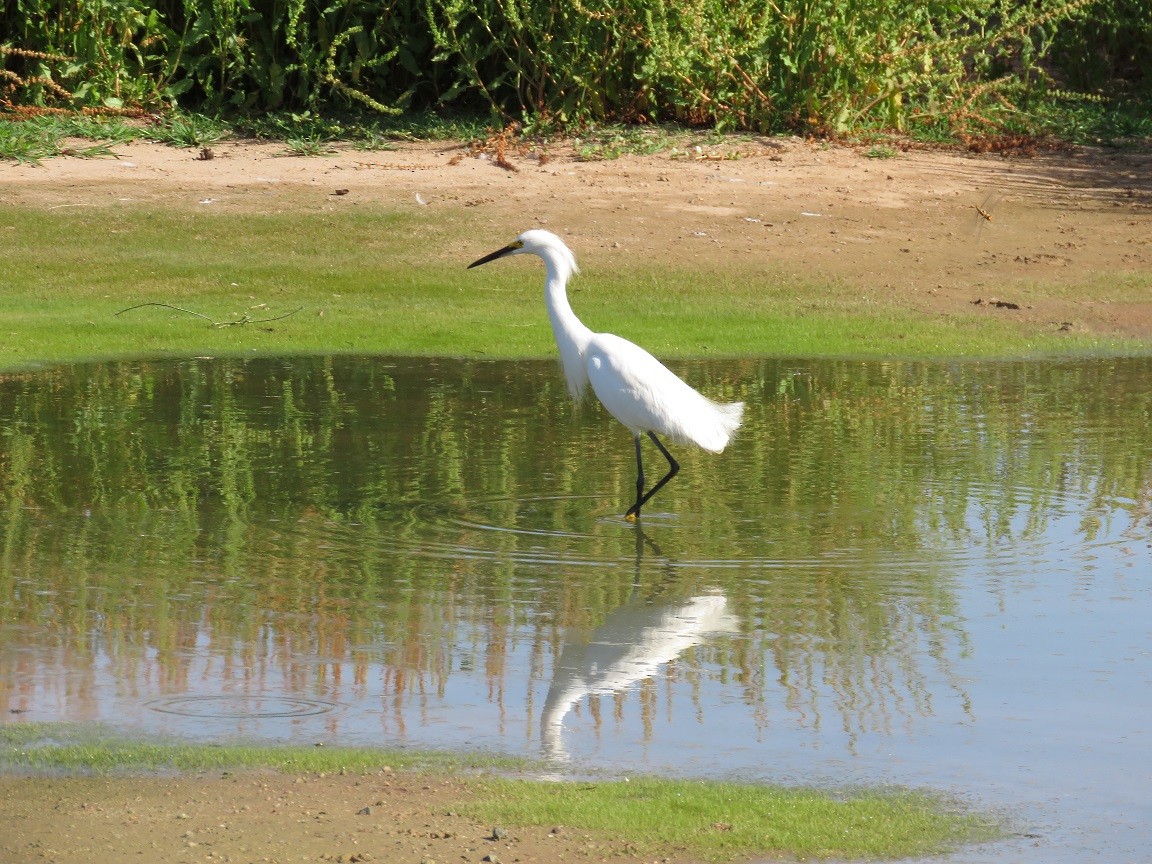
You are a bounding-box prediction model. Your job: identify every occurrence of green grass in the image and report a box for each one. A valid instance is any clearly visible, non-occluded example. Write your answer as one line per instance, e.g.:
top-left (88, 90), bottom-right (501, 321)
top-left (233, 107), bottom-right (495, 144)
top-left (864, 144), bottom-right (898, 159)
top-left (0, 109), bottom-right (497, 164)
top-left (149, 113), bottom-right (231, 148)
top-left (0, 114), bottom-right (143, 163)
top-left (1005, 93), bottom-right (1152, 147)
top-left (0, 121), bottom-right (55, 162)
top-left (1, 723), bottom-right (1002, 861)
top-left (3, 96), bottom-right (1149, 168)
top-left (0, 722), bottom-right (519, 775)
top-left (0, 202), bottom-right (1142, 372)
top-left (469, 777), bottom-right (1000, 861)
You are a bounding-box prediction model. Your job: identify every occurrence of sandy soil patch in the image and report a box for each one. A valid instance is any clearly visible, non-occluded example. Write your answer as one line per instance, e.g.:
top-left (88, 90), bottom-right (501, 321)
top-left (0, 771), bottom-right (699, 864)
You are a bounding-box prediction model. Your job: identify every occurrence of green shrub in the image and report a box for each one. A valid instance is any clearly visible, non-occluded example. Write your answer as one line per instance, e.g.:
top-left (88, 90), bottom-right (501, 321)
top-left (2, 0), bottom-right (177, 107)
top-left (0, 0), bottom-right (1145, 136)
top-left (1048, 0), bottom-right (1151, 95)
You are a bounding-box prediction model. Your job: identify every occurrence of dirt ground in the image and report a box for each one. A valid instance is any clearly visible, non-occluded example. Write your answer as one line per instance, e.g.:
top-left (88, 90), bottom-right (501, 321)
top-left (0, 136), bottom-right (1149, 862)
top-left (3, 136), bottom-right (1151, 340)
top-left (0, 770), bottom-right (705, 864)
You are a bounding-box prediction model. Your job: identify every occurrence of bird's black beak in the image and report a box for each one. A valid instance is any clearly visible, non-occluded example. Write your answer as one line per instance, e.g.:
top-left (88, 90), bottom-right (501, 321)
top-left (468, 240), bottom-right (522, 269)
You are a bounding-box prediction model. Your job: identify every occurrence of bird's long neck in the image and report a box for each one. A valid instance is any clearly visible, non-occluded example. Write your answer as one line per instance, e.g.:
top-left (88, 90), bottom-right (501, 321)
top-left (541, 247), bottom-right (593, 401)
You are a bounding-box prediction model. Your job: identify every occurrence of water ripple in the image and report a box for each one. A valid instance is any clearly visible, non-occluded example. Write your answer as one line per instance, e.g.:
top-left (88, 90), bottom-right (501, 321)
top-left (145, 695), bottom-right (340, 719)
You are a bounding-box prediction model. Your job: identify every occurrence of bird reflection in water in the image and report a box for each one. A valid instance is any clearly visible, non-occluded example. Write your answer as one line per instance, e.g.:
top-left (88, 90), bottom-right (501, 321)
top-left (541, 529), bottom-right (739, 761)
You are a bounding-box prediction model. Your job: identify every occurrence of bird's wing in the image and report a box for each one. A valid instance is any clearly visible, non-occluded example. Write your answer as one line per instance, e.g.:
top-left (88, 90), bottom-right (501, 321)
top-left (585, 333), bottom-right (741, 451)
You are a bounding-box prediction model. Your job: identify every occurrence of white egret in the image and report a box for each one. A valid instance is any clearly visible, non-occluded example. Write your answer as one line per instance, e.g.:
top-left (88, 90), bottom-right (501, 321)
top-left (468, 229), bottom-right (744, 520)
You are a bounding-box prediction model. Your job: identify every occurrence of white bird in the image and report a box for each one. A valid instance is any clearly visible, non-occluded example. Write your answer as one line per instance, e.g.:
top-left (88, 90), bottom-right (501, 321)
top-left (468, 229), bottom-right (744, 520)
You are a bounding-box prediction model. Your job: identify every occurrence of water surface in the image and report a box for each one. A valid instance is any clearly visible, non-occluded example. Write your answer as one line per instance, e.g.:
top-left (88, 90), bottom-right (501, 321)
top-left (1, 355), bottom-right (1150, 862)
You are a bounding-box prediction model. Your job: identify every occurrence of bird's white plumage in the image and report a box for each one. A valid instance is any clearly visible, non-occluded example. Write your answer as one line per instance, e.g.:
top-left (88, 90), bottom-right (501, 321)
top-left (469, 228), bottom-right (744, 516)
top-left (585, 333), bottom-right (741, 451)
top-left (492, 229), bottom-right (744, 451)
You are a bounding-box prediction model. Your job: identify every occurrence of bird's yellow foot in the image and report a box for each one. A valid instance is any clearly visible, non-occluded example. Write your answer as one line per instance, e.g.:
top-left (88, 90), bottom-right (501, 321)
top-left (625, 512), bottom-right (638, 522)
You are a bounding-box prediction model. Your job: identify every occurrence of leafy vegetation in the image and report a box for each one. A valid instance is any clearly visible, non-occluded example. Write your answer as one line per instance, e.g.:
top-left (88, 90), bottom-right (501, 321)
top-left (1006, 92), bottom-right (1152, 145)
top-left (1, 0), bottom-right (1149, 139)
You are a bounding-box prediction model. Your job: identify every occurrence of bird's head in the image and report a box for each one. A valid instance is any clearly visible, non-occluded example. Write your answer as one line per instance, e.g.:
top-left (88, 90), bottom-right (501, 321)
top-left (468, 229), bottom-right (578, 275)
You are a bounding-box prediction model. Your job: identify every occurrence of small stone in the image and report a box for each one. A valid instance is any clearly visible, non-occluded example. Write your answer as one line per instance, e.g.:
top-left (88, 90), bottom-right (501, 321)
top-left (357, 806), bottom-right (372, 816)
top-left (481, 856), bottom-right (499, 864)
top-left (490, 827), bottom-right (508, 841)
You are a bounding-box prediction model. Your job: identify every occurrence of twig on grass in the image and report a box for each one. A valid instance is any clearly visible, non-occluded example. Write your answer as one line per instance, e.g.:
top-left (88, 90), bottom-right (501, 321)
top-left (116, 302), bottom-right (304, 328)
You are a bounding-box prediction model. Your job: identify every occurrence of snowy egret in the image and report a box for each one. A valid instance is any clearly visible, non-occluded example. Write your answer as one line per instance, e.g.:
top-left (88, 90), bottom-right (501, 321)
top-left (468, 229), bottom-right (744, 520)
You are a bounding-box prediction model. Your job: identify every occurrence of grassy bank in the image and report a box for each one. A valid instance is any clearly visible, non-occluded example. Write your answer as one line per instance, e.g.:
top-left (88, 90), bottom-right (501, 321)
top-left (1, 723), bottom-right (1002, 861)
top-left (0, 201), bottom-right (1140, 372)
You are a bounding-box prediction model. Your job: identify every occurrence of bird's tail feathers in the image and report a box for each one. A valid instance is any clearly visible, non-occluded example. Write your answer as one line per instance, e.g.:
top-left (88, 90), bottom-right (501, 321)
top-left (714, 400), bottom-right (745, 440)
top-left (716, 400), bottom-right (745, 432)
top-left (687, 398), bottom-right (744, 453)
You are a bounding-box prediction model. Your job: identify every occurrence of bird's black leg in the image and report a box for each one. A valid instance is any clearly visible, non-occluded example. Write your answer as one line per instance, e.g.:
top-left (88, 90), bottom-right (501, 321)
top-left (641, 431), bottom-right (680, 508)
top-left (626, 433), bottom-right (645, 520)
top-left (624, 431), bottom-right (680, 521)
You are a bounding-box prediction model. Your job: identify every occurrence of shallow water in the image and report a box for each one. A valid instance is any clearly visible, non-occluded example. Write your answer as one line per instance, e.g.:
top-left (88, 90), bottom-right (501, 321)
top-left (1, 355), bottom-right (1150, 861)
